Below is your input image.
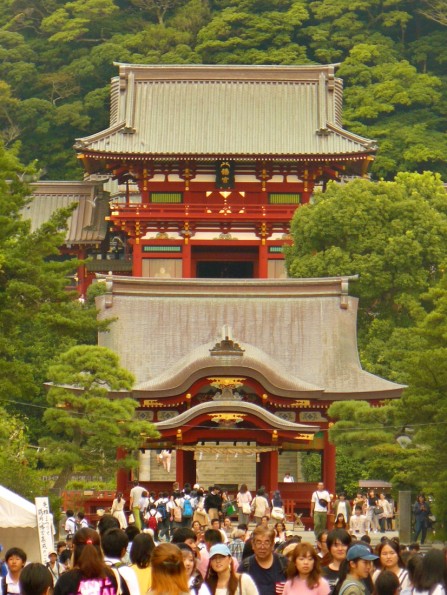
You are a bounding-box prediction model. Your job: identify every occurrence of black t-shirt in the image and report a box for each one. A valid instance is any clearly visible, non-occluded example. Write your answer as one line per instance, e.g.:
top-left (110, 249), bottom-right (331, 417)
top-left (238, 554), bottom-right (287, 595)
top-left (322, 565), bottom-right (341, 593)
top-left (53, 568), bottom-right (121, 595)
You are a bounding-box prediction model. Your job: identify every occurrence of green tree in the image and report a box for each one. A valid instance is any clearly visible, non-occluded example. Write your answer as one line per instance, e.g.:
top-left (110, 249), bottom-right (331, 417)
top-left (287, 171), bottom-right (447, 530)
top-left (41, 345), bottom-right (159, 491)
top-left (0, 405), bottom-right (44, 498)
top-left (196, 1), bottom-right (309, 64)
top-left (0, 141), bottom-right (103, 438)
top-left (419, 0), bottom-right (447, 25)
top-left (337, 44), bottom-right (446, 179)
top-left (335, 447), bottom-right (370, 497)
top-left (40, 0), bottom-right (119, 43)
top-left (284, 172), bottom-right (447, 338)
top-left (328, 283), bottom-right (447, 534)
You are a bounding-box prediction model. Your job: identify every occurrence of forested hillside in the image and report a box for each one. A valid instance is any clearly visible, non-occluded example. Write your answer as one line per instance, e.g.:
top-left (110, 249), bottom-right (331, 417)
top-left (1, 0), bottom-right (446, 180)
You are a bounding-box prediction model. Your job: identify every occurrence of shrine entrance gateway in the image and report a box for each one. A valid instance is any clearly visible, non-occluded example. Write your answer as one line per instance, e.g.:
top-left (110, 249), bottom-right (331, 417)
top-left (100, 276), bottom-right (404, 511)
top-left (136, 443), bottom-right (325, 493)
top-left (121, 372), bottom-right (330, 508)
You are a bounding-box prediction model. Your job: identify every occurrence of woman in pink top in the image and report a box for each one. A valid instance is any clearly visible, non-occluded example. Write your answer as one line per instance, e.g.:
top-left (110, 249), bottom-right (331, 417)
top-left (283, 543), bottom-right (331, 595)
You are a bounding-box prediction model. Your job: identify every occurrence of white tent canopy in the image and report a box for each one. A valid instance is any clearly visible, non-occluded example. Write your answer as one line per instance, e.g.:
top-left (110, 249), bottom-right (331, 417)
top-left (0, 485), bottom-right (41, 561)
top-left (0, 485), bottom-right (37, 528)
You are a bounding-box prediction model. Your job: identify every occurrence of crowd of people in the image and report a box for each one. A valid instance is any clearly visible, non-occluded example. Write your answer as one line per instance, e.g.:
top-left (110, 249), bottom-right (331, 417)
top-left (0, 482), bottom-right (441, 595)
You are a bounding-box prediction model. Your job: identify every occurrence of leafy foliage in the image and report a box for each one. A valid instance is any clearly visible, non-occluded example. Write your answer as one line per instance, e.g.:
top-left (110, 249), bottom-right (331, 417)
top-left (41, 345), bottom-right (159, 491)
top-left (0, 405), bottom-right (45, 498)
top-left (0, 140), bottom-right (106, 440)
top-left (286, 171), bottom-right (447, 532)
top-left (284, 172), bottom-right (447, 336)
top-left (0, 0), bottom-right (445, 178)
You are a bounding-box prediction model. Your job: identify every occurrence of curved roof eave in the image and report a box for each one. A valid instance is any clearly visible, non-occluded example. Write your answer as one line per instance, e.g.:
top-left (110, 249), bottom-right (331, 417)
top-left (134, 341), bottom-right (325, 398)
top-left (154, 399), bottom-right (318, 432)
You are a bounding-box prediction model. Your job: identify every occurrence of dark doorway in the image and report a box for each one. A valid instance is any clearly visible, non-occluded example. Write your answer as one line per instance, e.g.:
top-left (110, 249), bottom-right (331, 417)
top-left (196, 261), bottom-right (254, 278)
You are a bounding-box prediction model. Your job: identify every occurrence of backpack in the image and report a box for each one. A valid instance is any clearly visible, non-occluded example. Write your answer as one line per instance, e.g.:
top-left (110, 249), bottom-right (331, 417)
top-left (146, 511), bottom-right (158, 531)
top-left (173, 505), bottom-right (183, 523)
top-left (183, 498), bottom-right (193, 518)
top-left (157, 501), bottom-right (168, 520)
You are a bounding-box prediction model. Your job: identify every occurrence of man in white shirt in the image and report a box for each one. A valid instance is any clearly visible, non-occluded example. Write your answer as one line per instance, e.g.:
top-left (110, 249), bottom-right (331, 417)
top-left (64, 510), bottom-right (77, 537)
top-left (129, 479), bottom-right (145, 530)
top-left (310, 481), bottom-right (331, 537)
top-left (283, 472), bottom-right (294, 483)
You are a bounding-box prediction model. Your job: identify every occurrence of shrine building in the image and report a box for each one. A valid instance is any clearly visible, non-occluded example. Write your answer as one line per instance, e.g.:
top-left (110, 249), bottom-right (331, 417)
top-left (75, 63), bottom-right (377, 280)
top-left (96, 275), bottom-right (403, 511)
top-left (64, 63), bottom-right (402, 510)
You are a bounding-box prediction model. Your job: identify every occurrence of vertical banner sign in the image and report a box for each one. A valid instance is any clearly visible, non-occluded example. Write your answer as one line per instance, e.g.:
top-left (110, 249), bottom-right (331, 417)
top-left (35, 497), bottom-right (54, 564)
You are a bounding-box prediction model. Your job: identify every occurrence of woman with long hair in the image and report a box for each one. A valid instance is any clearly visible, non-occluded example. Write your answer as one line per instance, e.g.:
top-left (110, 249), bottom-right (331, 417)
top-left (372, 541), bottom-right (410, 590)
top-left (54, 528), bottom-right (120, 595)
top-left (111, 491), bottom-right (128, 529)
top-left (413, 495), bottom-right (431, 545)
top-left (283, 542), bottom-right (330, 595)
top-left (274, 522), bottom-right (287, 545)
top-left (236, 485), bottom-right (253, 525)
top-left (366, 489), bottom-right (379, 533)
top-left (130, 532), bottom-right (156, 595)
top-left (334, 514), bottom-right (347, 530)
top-left (177, 543), bottom-right (211, 595)
top-left (413, 549), bottom-right (446, 595)
top-left (148, 543), bottom-right (190, 595)
top-left (205, 544), bottom-right (258, 595)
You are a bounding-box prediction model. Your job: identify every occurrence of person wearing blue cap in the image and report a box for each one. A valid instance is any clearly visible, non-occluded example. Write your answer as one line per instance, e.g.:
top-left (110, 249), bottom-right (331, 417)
top-left (206, 544), bottom-right (259, 595)
top-left (333, 544), bottom-right (378, 595)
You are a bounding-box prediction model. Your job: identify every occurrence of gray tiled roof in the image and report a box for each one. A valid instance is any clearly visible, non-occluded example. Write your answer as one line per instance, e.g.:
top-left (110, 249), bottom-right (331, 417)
top-left (75, 64), bottom-right (376, 158)
top-left (97, 276), bottom-right (404, 400)
top-left (25, 181), bottom-right (109, 245)
top-left (134, 340), bottom-right (324, 398)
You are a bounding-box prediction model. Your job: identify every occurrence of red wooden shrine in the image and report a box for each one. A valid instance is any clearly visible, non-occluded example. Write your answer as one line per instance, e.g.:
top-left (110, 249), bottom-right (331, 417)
top-left (69, 64), bottom-right (402, 516)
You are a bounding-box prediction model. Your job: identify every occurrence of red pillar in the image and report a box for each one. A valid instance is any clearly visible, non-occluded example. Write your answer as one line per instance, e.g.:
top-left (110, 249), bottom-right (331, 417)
top-left (258, 242), bottom-right (268, 278)
top-left (270, 450), bottom-right (279, 493)
top-left (259, 451), bottom-right (275, 491)
top-left (323, 429), bottom-right (336, 496)
top-left (183, 450), bottom-right (196, 486)
top-left (133, 240), bottom-right (143, 276)
top-left (176, 449), bottom-right (185, 487)
top-left (182, 240), bottom-right (192, 278)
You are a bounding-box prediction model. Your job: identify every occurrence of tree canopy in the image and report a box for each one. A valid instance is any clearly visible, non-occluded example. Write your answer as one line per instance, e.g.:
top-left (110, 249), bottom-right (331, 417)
top-left (0, 0), bottom-right (446, 178)
top-left (0, 141), bottom-right (112, 490)
top-left (41, 345), bottom-right (159, 491)
top-left (286, 172), bottom-right (447, 530)
top-left (285, 172), bottom-right (447, 336)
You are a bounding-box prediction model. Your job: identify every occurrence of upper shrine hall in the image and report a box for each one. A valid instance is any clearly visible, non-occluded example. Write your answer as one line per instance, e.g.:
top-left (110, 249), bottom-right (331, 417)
top-left (73, 63), bottom-right (377, 282)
